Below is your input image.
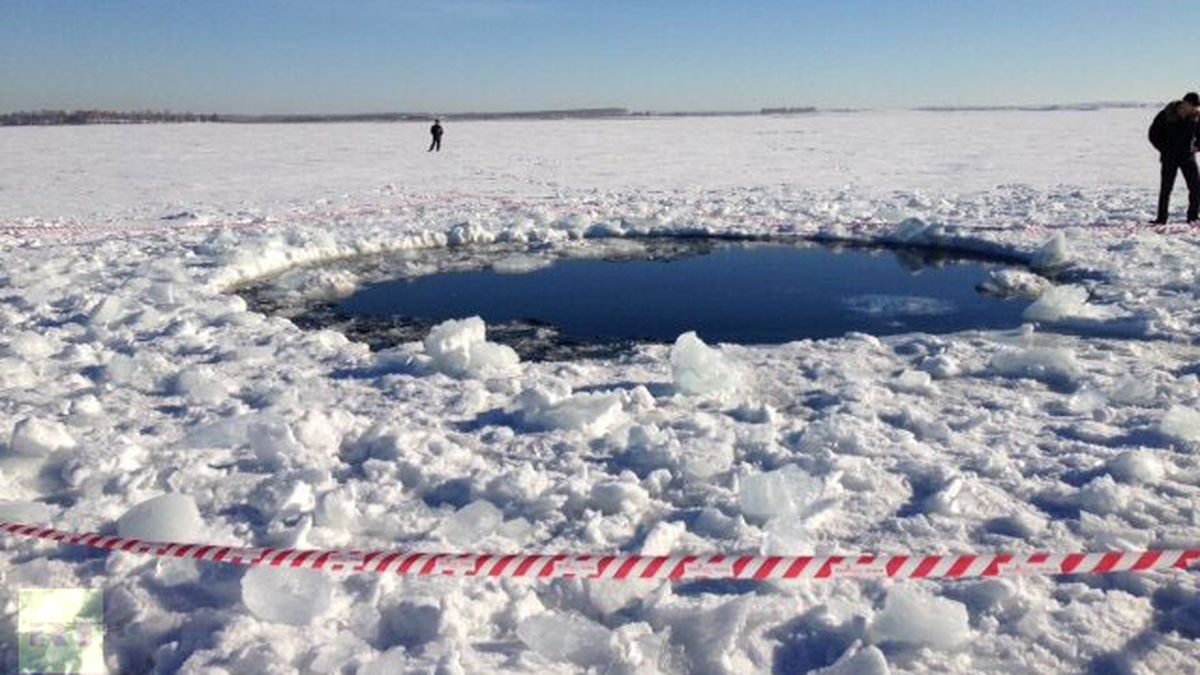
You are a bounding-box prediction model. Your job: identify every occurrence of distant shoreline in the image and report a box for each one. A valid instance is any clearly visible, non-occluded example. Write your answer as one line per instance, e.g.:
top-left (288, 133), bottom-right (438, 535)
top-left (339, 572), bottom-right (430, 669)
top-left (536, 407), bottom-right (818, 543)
top-left (0, 102), bottom-right (1153, 126)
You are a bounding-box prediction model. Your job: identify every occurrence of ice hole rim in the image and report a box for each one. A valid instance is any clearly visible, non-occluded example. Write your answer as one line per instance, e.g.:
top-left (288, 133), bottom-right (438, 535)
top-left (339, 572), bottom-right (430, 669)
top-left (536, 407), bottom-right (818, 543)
top-left (231, 230), bottom-right (1051, 357)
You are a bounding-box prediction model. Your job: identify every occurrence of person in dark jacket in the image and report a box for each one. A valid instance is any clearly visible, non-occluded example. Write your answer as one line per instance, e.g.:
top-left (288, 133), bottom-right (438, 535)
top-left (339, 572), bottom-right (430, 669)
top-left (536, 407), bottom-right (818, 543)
top-left (428, 119), bottom-right (443, 152)
top-left (1148, 92), bottom-right (1200, 224)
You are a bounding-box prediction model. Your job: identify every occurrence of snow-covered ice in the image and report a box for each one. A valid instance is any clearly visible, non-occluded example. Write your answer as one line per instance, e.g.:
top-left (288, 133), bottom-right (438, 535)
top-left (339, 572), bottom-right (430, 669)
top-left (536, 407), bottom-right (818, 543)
top-left (2, 109), bottom-right (1200, 673)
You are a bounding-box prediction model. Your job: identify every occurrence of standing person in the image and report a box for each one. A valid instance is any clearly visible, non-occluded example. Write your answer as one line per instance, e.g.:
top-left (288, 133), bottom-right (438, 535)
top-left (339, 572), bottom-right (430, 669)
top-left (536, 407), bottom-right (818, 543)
top-left (1148, 92), bottom-right (1200, 224)
top-left (428, 118), bottom-right (443, 152)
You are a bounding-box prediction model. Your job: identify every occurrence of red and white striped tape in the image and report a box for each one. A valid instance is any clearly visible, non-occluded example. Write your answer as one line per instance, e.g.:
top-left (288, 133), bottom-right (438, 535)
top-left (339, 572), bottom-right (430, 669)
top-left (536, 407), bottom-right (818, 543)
top-left (2, 520), bottom-right (1198, 582)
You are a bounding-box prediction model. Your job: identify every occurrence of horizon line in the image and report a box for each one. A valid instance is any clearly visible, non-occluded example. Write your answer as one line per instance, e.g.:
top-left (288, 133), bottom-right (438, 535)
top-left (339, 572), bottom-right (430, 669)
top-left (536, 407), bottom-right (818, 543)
top-left (0, 100), bottom-right (1160, 119)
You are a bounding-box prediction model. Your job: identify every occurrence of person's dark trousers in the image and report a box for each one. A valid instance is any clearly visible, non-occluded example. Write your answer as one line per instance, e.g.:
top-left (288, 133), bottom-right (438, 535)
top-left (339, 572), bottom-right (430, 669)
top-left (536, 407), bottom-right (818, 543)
top-left (428, 138), bottom-right (441, 152)
top-left (1157, 155), bottom-right (1200, 222)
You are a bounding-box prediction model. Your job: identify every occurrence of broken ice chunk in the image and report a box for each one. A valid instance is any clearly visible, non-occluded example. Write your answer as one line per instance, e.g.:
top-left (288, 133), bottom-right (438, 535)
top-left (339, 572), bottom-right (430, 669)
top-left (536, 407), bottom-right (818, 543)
top-left (517, 613), bottom-right (613, 667)
top-left (438, 499), bottom-right (503, 546)
top-left (117, 493), bottom-right (205, 542)
top-left (422, 316), bottom-right (520, 379)
top-left (241, 566), bottom-right (333, 626)
top-left (670, 331), bottom-right (739, 396)
top-left (738, 465), bottom-right (836, 523)
top-left (8, 417), bottom-right (76, 456)
top-left (868, 587), bottom-right (970, 650)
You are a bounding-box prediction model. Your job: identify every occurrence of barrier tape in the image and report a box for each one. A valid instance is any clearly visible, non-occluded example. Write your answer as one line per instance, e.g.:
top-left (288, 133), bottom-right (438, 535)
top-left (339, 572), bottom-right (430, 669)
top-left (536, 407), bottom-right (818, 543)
top-left (2, 521), bottom-right (1198, 582)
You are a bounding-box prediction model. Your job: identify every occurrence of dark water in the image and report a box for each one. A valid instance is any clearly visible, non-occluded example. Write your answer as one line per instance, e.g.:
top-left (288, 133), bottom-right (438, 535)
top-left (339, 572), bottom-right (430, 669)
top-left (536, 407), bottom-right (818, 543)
top-left (334, 242), bottom-right (1028, 349)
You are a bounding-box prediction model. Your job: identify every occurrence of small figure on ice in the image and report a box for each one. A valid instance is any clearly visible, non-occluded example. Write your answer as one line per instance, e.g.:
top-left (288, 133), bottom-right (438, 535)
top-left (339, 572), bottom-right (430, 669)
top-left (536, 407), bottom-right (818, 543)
top-left (428, 118), bottom-right (444, 152)
top-left (1148, 92), bottom-right (1200, 224)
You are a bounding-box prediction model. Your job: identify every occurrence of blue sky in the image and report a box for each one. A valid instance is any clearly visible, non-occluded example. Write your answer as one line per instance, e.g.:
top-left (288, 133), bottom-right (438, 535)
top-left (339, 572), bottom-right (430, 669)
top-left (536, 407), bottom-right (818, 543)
top-left (1, 0), bottom-right (1195, 113)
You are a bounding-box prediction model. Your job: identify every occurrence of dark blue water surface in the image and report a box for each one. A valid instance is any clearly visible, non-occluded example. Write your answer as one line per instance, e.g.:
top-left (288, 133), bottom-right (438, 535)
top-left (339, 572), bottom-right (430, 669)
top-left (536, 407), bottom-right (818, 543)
top-left (336, 242), bottom-right (1029, 345)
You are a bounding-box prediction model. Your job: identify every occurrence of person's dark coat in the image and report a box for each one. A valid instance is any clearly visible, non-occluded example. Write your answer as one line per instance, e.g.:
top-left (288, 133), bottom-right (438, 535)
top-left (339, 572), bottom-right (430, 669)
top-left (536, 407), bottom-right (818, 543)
top-left (431, 122), bottom-right (443, 139)
top-left (1149, 102), bottom-right (1197, 161)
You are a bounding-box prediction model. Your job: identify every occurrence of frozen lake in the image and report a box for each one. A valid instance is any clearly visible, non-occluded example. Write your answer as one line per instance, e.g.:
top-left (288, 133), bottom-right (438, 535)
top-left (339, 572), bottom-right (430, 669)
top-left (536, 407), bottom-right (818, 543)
top-left (4, 109), bottom-right (1199, 674)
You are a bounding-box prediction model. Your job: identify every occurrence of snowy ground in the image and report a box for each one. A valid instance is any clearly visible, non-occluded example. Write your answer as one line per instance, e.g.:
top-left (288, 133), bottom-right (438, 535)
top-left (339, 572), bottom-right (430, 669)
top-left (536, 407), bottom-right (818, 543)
top-left (1, 108), bottom-right (1199, 674)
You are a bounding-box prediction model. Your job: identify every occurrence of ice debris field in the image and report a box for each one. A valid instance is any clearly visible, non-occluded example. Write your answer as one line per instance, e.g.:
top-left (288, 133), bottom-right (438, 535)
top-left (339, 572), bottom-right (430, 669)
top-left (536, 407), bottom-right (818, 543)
top-left (1, 108), bottom-right (1199, 673)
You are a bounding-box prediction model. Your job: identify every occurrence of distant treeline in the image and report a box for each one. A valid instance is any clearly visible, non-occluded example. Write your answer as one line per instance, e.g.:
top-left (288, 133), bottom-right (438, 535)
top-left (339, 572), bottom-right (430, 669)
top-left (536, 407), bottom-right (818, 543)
top-left (1, 108), bottom-right (632, 126)
top-left (760, 107), bottom-right (817, 115)
top-left (915, 102), bottom-right (1151, 113)
top-left (1, 102), bottom-right (1157, 126)
top-left (0, 110), bottom-right (220, 126)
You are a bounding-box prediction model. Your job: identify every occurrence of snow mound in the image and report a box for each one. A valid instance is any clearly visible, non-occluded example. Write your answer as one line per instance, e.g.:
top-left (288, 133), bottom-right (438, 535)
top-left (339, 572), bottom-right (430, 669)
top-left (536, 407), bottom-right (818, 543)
top-left (117, 493), bottom-right (205, 542)
top-left (9, 417), bottom-right (76, 457)
top-left (517, 613), bottom-right (613, 668)
top-left (591, 480), bottom-right (650, 516)
top-left (1156, 406), bottom-right (1200, 444)
top-left (1074, 475), bottom-right (1130, 516)
top-left (988, 346), bottom-right (1082, 389)
top-left (69, 395), bottom-right (104, 419)
top-left (0, 358), bottom-right (36, 389)
top-left (670, 331), bottom-right (740, 396)
top-left (240, 566), bottom-right (333, 626)
top-left (517, 387), bottom-right (626, 436)
top-left (868, 587), bottom-right (970, 650)
top-left (739, 465), bottom-right (839, 523)
top-left (918, 354), bottom-right (961, 379)
top-left (438, 499), bottom-right (503, 547)
top-left (172, 367), bottom-right (233, 404)
top-left (892, 369), bottom-right (936, 394)
top-left (5, 330), bottom-right (60, 360)
top-left (1106, 449), bottom-right (1165, 484)
top-left (423, 316), bottom-right (520, 379)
